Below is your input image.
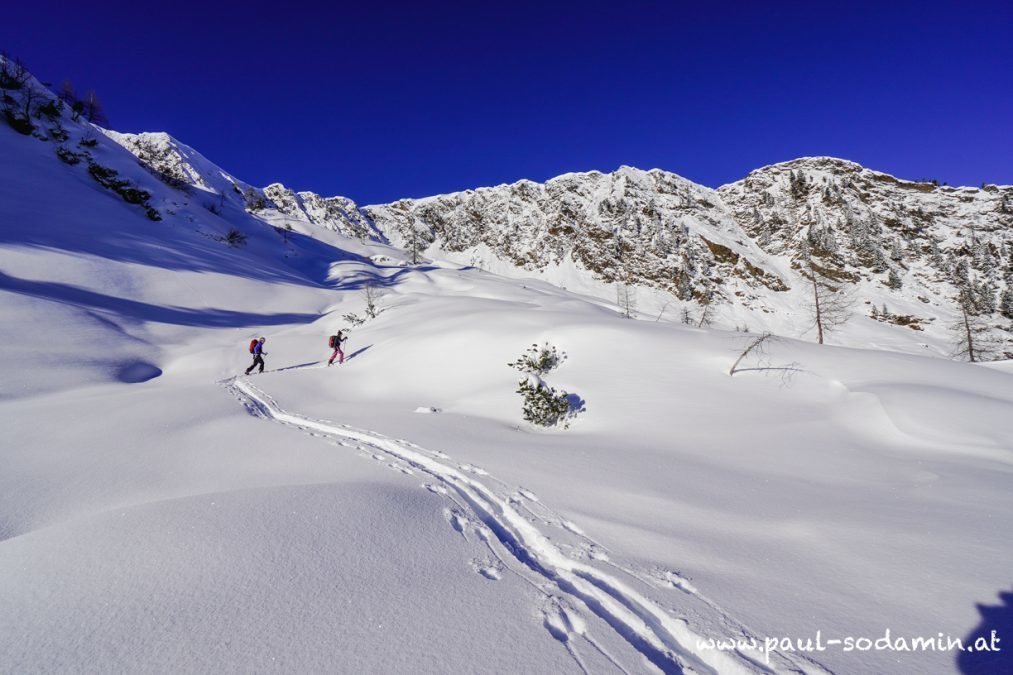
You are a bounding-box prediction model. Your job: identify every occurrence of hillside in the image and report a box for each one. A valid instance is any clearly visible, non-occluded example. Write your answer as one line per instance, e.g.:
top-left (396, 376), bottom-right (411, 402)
top-left (105, 132), bottom-right (1013, 361)
top-left (2, 57), bottom-right (1011, 674)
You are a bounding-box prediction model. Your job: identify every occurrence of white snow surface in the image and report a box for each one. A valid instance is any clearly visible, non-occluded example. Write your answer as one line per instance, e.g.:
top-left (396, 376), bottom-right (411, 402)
top-left (1, 74), bottom-right (1012, 674)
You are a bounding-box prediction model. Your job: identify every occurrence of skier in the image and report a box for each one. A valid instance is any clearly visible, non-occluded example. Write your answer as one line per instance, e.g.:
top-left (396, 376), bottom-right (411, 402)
top-left (245, 337), bottom-right (267, 375)
top-left (327, 330), bottom-right (347, 366)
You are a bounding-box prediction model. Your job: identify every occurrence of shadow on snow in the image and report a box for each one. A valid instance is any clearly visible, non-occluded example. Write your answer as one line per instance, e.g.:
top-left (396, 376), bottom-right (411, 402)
top-left (0, 271), bottom-right (317, 328)
top-left (957, 588), bottom-right (1012, 674)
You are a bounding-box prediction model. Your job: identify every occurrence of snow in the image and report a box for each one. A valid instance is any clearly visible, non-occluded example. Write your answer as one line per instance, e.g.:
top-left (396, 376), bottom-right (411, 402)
top-left (1, 67), bottom-right (1011, 674)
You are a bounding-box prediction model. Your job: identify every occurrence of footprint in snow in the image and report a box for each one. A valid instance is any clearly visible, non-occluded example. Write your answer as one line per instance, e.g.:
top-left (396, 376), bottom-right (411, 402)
top-left (432, 450), bottom-right (451, 459)
top-left (541, 598), bottom-right (587, 643)
top-left (517, 488), bottom-right (539, 502)
top-left (469, 558), bottom-right (503, 581)
top-left (561, 521), bottom-right (584, 536)
top-left (654, 568), bottom-right (698, 595)
top-left (580, 544), bottom-right (609, 562)
top-left (424, 483), bottom-right (448, 496)
top-left (443, 508), bottom-right (469, 538)
top-left (382, 460), bottom-right (411, 476)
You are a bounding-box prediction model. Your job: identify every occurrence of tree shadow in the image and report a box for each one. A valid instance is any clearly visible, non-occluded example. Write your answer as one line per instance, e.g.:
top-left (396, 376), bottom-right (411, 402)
top-left (565, 392), bottom-right (587, 416)
top-left (0, 271), bottom-right (317, 328)
top-left (0, 200), bottom-right (379, 289)
top-left (331, 266), bottom-right (437, 291)
top-left (957, 588), bottom-right (1012, 674)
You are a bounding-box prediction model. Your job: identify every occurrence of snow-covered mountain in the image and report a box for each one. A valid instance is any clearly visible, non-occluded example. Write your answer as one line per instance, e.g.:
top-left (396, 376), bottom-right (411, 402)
top-left (104, 128), bottom-right (1013, 359)
top-left (3, 54), bottom-right (1013, 675)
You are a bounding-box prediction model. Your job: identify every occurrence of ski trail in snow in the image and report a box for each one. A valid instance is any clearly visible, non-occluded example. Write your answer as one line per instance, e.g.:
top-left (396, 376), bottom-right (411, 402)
top-left (226, 377), bottom-right (829, 675)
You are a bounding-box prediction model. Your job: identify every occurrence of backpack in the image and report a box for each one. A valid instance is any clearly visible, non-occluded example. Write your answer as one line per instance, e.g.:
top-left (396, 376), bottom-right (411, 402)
top-left (249, 339), bottom-right (258, 354)
top-left (328, 335), bottom-right (338, 348)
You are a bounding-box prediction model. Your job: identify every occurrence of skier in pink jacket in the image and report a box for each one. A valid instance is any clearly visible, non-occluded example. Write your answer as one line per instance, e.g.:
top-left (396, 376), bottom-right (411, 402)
top-left (327, 330), bottom-right (347, 366)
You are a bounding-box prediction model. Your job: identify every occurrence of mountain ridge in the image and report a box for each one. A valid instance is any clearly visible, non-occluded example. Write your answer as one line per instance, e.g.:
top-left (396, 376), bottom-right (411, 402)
top-left (2, 52), bottom-right (1007, 358)
top-left (99, 130), bottom-right (1013, 359)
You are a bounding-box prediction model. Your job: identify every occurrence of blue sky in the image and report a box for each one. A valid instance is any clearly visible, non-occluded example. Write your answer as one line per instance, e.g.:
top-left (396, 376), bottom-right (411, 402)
top-left (3, 0), bottom-right (1010, 203)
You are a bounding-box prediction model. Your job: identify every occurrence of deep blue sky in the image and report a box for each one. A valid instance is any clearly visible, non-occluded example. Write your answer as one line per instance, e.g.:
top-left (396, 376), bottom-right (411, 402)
top-left (3, 1), bottom-right (1010, 203)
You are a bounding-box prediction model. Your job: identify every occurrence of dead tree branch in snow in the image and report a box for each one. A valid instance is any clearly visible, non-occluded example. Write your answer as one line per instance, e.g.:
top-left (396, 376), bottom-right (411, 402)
top-left (729, 332), bottom-right (802, 378)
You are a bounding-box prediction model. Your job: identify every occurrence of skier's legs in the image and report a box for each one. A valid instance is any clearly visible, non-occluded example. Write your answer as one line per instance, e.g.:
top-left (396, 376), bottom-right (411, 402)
top-left (337, 347), bottom-right (345, 364)
top-left (327, 348), bottom-right (339, 365)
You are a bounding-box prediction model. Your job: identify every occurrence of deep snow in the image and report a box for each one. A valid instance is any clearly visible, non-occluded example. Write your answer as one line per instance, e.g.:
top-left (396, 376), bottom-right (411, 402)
top-left (1, 87), bottom-right (1011, 674)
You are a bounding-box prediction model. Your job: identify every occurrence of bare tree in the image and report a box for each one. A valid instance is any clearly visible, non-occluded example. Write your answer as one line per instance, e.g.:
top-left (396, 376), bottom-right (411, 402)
top-left (59, 80), bottom-right (77, 105)
top-left (952, 291), bottom-right (996, 362)
top-left (0, 54), bottom-right (31, 91)
top-left (696, 295), bottom-right (715, 328)
top-left (83, 90), bottom-right (107, 125)
top-left (616, 282), bottom-right (637, 319)
top-left (730, 332), bottom-right (774, 375)
top-left (654, 299), bottom-right (674, 322)
top-left (18, 82), bottom-right (38, 120)
top-left (59, 80), bottom-right (85, 121)
top-left (729, 332), bottom-right (801, 378)
top-left (804, 262), bottom-right (852, 344)
top-left (407, 216), bottom-right (424, 265)
top-left (364, 280), bottom-right (385, 319)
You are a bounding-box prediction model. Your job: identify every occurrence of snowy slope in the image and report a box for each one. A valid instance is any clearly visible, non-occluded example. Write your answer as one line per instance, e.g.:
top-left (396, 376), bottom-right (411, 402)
top-left (110, 124), bottom-right (1013, 359)
top-left (2, 59), bottom-right (1012, 674)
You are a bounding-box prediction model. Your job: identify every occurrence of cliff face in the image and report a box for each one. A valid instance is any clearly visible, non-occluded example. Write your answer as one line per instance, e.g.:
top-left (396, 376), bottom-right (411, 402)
top-left (719, 157), bottom-right (1012, 289)
top-left (363, 166), bottom-right (788, 304)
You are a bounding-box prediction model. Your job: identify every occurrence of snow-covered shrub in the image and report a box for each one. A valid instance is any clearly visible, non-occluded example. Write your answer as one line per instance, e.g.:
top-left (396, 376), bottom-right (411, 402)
top-left (515, 376), bottom-right (573, 428)
top-left (2, 108), bottom-right (32, 134)
top-left (56, 146), bottom-right (83, 165)
top-left (35, 99), bottom-right (61, 121)
top-left (508, 343), bottom-right (566, 376)
top-left (87, 162), bottom-right (158, 214)
top-left (342, 282), bottom-right (385, 327)
top-left (224, 228), bottom-right (247, 247)
top-left (48, 125), bottom-right (69, 142)
top-left (509, 343), bottom-right (579, 428)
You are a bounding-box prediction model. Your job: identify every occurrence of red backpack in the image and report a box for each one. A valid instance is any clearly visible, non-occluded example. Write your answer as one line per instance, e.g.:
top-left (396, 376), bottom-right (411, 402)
top-left (249, 339), bottom-right (258, 354)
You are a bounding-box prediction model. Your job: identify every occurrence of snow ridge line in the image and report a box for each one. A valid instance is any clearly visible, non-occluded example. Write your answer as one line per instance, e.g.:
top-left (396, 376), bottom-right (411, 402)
top-left (227, 377), bottom-right (822, 675)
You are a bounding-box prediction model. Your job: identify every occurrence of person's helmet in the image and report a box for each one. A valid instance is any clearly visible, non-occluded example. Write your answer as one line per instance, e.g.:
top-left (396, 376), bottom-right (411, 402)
top-left (259, 337), bottom-right (266, 342)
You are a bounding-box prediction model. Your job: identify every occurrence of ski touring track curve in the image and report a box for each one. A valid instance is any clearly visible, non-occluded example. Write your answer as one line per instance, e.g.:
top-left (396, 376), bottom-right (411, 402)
top-left (225, 376), bottom-right (832, 675)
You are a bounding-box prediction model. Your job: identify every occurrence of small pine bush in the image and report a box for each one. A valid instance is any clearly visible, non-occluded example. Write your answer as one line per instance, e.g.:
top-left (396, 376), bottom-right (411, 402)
top-left (342, 312), bottom-right (365, 327)
top-left (35, 99), bottom-right (61, 121)
top-left (516, 376), bottom-right (573, 428)
top-left (224, 228), bottom-right (247, 247)
top-left (509, 342), bottom-right (579, 428)
top-left (3, 109), bottom-right (33, 134)
top-left (507, 342), bottom-right (565, 376)
top-left (56, 146), bottom-right (82, 165)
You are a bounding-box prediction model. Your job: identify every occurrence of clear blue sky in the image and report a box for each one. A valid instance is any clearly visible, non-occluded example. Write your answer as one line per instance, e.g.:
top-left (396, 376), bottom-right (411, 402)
top-left (3, 1), bottom-right (1010, 203)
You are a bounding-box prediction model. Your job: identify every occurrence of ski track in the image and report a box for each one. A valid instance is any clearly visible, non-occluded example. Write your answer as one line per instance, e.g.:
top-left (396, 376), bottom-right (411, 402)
top-left (227, 377), bottom-right (830, 675)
